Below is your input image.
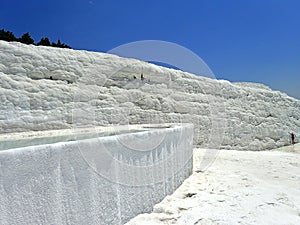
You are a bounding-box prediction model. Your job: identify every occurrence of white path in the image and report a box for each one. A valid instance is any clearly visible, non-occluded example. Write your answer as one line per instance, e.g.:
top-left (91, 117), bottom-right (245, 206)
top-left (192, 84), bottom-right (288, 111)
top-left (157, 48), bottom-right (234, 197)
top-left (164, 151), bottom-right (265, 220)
top-left (127, 145), bottom-right (300, 225)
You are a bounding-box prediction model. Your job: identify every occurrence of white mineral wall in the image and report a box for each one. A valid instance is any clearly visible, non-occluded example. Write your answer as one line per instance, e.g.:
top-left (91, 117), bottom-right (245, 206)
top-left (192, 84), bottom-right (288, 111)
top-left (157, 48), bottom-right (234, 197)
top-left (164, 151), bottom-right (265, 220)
top-left (0, 40), bottom-right (299, 150)
top-left (0, 124), bottom-right (193, 225)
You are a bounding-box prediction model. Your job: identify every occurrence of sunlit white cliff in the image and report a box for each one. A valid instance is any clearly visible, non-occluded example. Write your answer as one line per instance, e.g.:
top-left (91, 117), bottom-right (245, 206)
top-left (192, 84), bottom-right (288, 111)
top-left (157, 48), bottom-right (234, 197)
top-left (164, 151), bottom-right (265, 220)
top-left (0, 40), bottom-right (299, 150)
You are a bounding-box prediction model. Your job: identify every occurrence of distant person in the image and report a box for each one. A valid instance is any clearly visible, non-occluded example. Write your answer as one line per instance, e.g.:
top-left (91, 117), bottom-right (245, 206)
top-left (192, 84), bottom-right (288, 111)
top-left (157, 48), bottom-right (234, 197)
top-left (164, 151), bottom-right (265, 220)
top-left (141, 73), bottom-right (144, 80)
top-left (290, 132), bottom-right (295, 145)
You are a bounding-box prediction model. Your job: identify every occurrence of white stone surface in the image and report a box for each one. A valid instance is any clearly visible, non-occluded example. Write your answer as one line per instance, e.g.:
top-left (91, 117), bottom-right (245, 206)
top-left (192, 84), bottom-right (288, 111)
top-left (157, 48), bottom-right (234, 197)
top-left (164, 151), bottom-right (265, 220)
top-left (0, 124), bottom-right (194, 225)
top-left (127, 145), bottom-right (300, 225)
top-left (0, 40), bottom-right (299, 150)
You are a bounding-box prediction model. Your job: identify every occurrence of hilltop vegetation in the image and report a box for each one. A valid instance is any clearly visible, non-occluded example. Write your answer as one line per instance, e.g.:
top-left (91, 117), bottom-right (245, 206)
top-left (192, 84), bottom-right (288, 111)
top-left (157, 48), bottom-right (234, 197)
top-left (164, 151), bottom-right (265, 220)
top-left (0, 28), bottom-right (71, 48)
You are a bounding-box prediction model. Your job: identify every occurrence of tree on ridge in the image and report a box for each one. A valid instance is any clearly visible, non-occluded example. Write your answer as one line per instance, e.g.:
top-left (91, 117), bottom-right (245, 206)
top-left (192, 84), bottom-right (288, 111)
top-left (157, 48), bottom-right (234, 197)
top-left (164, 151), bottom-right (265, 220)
top-left (19, 32), bottom-right (35, 45)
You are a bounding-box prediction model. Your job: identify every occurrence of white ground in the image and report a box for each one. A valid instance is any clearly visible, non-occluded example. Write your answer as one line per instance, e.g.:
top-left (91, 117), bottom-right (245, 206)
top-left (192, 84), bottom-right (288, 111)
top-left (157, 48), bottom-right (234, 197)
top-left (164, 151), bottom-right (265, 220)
top-left (127, 144), bottom-right (300, 225)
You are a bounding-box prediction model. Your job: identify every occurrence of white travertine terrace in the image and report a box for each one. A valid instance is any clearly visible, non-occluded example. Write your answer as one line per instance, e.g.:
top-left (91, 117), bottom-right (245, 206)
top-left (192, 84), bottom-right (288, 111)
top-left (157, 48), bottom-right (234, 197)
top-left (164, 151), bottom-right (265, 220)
top-left (0, 40), bottom-right (299, 151)
top-left (0, 124), bottom-right (194, 225)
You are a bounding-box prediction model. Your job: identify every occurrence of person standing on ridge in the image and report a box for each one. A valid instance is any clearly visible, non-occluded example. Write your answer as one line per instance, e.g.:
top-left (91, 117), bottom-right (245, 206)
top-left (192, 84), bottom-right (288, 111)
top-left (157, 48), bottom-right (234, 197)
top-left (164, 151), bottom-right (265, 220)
top-left (290, 132), bottom-right (295, 145)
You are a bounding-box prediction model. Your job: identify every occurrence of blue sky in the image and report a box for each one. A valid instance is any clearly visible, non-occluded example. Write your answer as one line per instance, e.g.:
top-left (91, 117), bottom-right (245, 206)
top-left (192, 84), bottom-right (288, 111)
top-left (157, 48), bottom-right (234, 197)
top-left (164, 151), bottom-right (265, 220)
top-left (1, 0), bottom-right (299, 99)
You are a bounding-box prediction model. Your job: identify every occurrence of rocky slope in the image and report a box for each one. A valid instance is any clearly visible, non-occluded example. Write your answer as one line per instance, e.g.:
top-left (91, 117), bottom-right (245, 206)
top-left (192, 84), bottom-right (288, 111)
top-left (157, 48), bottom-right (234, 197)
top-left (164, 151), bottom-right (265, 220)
top-left (0, 40), bottom-right (299, 150)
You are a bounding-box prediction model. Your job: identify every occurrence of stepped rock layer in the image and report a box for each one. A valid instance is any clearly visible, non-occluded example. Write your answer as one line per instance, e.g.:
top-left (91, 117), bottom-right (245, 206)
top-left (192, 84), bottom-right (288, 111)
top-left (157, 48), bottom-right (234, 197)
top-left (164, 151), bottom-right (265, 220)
top-left (0, 40), bottom-right (299, 150)
top-left (0, 124), bottom-right (194, 225)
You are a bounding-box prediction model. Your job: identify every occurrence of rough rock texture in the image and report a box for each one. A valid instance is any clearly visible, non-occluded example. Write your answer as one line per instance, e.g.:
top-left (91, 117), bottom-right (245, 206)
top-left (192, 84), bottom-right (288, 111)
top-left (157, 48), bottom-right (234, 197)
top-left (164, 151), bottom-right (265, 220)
top-left (0, 40), bottom-right (299, 150)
